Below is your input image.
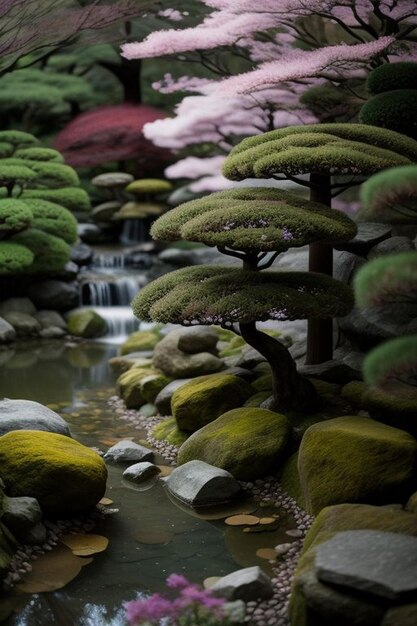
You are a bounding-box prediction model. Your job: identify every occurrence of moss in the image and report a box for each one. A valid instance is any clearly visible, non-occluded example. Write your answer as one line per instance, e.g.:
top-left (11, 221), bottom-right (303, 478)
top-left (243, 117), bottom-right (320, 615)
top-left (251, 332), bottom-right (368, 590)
top-left (139, 373), bottom-right (172, 403)
top-left (177, 407), bottom-right (290, 480)
top-left (116, 367), bottom-right (159, 409)
top-left (0, 199), bottom-right (32, 233)
top-left (152, 417), bottom-right (189, 446)
top-left (298, 416), bottom-right (417, 515)
top-left (243, 391), bottom-right (271, 407)
top-left (0, 242), bottom-right (34, 274)
top-left (0, 142), bottom-right (13, 158)
top-left (367, 62), bottom-right (417, 94)
top-left (252, 373), bottom-right (273, 392)
top-left (30, 199), bottom-right (77, 244)
top-left (14, 147), bottom-right (64, 163)
top-left (172, 373), bottom-right (253, 432)
top-left (362, 336), bottom-right (417, 388)
top-left (382, 605), bottom-right (417, 626)
top-left (219, 334), bottom-right (246, 357)
top-left (0, 164), bottom-right (37, 186)
top-left (0, 430), bottom-right (107, 516)
top-left (278, 452), bottom-right (306, 508)
top-left (342, 380), bottom-right (417, 422)
top-left (133, 265), bottom-right (353, 326)
top-left (406, 491), bottom-right (417, 514)
top-left (151, 187), bottom-right (356, 249)
top-left (119, 330), bottom-right (161, 356)
top-left (12, 228), bottom-right (70, 273)
top-left (22, 187), bottom-right (91, 212)
top-left (359, 90), bottom-right (417, 140)
top-left (29, 161), bottom-right (79, 188)
top-left (354, 251), bottom-right (417, 307)
top-left (0, 131), bottom-right (38, 147)
top-left (0, 520), bottom-right (17, 577)
top-left (113, 201), bottom-right (165, 220)
top-left (67, 309), bottom-right (107, 339)
top-left (223, 124), bottom-right (417, 181)
top-left (359, 164), bottom-right (417, 223)
top-left (126, 178), bottom-right (173, 194)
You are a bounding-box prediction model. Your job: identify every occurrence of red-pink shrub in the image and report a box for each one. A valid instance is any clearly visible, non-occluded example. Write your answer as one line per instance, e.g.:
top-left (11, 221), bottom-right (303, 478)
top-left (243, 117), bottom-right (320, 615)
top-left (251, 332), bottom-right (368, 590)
top-left (54, 104), bottom-right (171, 170)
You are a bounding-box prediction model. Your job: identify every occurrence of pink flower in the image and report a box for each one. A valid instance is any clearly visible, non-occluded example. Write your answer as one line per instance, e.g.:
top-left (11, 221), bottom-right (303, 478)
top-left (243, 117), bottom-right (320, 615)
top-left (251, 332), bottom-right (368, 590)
top-left (166, 573), bottom-right (190, 589)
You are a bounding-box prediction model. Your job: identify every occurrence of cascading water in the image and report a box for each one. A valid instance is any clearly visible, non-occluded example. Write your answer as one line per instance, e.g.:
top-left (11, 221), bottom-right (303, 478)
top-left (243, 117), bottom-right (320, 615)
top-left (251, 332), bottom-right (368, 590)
top-left (80, 249), bottom-right (147, 343)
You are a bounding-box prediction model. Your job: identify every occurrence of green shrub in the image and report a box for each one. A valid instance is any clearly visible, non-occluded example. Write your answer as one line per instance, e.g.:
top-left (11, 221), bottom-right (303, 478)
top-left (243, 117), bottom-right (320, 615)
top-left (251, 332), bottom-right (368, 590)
top-left (354, 251), bottom-right (417, 308)
top-left (22, 187), bottom-right (90, 212)
top-left (359, 165), bottom-right (417, 223)
top-left (0, 242), bottom-right (34, 273)
top-left (0, 199), bottom-right (32, 233)
top-left (367, 62), bottom-right (417, 94)
top-left (359, 90), bottom-right (417, 140)
top-left (12, 228), bottom-right (70, 273)
top-left (14, 147), bottom-right (64, 163)
top-left (30, 199), bottom-right (77, 244)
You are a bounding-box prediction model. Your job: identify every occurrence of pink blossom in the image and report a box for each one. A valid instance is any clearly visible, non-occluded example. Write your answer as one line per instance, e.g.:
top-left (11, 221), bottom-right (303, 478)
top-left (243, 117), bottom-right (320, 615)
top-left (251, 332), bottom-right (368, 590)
top-left (166, 573), bottom-right (189, 589)
top-left (165, 156), bottom-right (227, 180)
top-left (157, 8), bottom-right (184, 22)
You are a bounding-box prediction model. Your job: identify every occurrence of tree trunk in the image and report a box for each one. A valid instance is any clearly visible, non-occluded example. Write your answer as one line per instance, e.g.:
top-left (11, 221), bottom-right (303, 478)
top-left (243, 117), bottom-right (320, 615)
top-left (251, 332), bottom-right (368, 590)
top-left (239, 321), bottom-right (320, 413)
top-left (306, 172), bottom-right (333, 365)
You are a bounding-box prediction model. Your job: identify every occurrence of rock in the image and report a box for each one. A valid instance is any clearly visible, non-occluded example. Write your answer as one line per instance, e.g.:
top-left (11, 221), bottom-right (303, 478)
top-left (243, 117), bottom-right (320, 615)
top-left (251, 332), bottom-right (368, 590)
top-left (382, 604), bottom-right (417, 626)
top-left (339, 302), bottom-right (417, 348)
top-left (39, 326), bottom-right (67, 338)
top-left (222, 366), bottom-right (258, 382)
top-left (34, 310), bottom-right (67, 330)
top-left (154, 378), bottom-right (192, 415)
top-left (406, 492), bottom-right (417, 514)
top-left (368, 236), bottom-right (414, 258)
top-left (140, 373), bottom-right (172, 403)
top-left (104, 440), bottom-right (154, 463)
top-left (138, 403), bottom-right (158, 417)
top-left (177, 408), bottom-right (290, 480)
top-left (77, 223), bottom-right (113, 245)
top-left (119, 330), bottom-right (160, 356)
top-left (299, 360), bottom-right (362, 385)
top-left (25, 521), bottom-right (47, 545)
top-left (334, 222), bottom-right (392, 255)
top-left (290, 503), bottom-right (417, 626)
top-left (67, 308), bottom-right (107, 338)
top-left (0, 298), bottom-right (36, 316)
top-left (158, 248), bottom-right (196, 266)
top-left (152, 418), bottom-right (188, 447)
top-left (91, 201), bottom-right (121, 222)
top-left (91, 172), bottom-right (133, 187)
top-left (2, 495), bottom-right (42, 536)
top-left (70, 242), bottom-right (93, 267)
top-left (123, 250), bottom-right (153, 270)
top-left (0, 521), bottom-right (17, 577)
top-left (123, 462), bottom-right (160, 482)
top-left (235, 346), bottom-right (266, 369)
top-left (316, 530), bottom-right (417, 601)
top-left (165, 460), bottom-right (241, 507)
top-left (152, 329), bottom-right (224, 378)
top-left (0, 430), bottom-right (107, 516)
top-left (172, 374), bottom-right (253, 433)
top-left (298, 416), bottom-right (417, 515)
top-left (2, 312), bottom-right (41, 336)
top-left (0, 398), bottom-right (71, 437)
top-left (116, 367), bottom-right (159, 409)
top-left (0, 317), bottom-right (15, 343)
top-left (211, 566), bottom-right (273, 601)
top-left (27, 280), bottom-right (79, 311)
top-left (333, 250), bottom-right (365, 284)
top-left (108, 354), bottom-right (153, 375)
top-left (177, 326), bottom-right (219, 354)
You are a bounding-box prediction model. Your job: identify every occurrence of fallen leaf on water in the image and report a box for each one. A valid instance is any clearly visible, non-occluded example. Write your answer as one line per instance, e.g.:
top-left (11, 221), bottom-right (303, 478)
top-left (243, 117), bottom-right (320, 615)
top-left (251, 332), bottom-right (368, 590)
top-left (99, 497), bottom-right (113, 505)
top-left (15, 544), bottom-right (92, 593)
top-left (203, 576), bottom-right (221, 589)
top-left (134, 530), bottom-right (174, 545)
top-left (61, 533), bottom-right (109, 556)
top-left (256, 548), bottom-right (277, 560)
top-left (156, 465), bottom-right (173, 477)
top-left (243, 519), bottom-right (281, 533)
top-left (258, 517), bottom-right (276, 524)
top-left (225, 514), bottom-right (259, 526)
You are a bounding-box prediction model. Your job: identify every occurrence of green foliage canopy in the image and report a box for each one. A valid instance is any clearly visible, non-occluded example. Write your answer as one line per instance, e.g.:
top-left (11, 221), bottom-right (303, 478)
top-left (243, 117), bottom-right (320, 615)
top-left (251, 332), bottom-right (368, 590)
top-left (359, 165), bottom-right (417, 223)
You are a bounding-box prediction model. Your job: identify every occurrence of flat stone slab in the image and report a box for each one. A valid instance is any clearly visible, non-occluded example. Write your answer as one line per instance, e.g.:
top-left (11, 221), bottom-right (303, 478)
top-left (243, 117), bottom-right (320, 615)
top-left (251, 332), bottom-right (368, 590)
top-left (211, 566), bottom-right (273, 601)
top-left (104, 440), bottom-right (154, 463)
top-left (165, 460), bottom-right (241, 507)
top-left (316, 530), bottom-right (417, 601)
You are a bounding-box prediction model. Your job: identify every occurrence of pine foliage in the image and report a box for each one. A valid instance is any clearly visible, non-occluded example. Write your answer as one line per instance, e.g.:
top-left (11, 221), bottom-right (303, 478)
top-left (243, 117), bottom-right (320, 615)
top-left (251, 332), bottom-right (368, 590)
top-left (359, 165), bottom-right (417, 223)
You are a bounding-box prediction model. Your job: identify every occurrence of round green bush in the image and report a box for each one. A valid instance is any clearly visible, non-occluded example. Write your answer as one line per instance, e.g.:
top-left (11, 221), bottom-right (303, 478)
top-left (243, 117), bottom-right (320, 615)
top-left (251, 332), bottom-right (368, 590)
top-left (367, 62), bottom-right (417, 95)
top-left (359, 90), bottom-right (417, 140)
top-left (0, 199), bottom-right (32, 233)
top-left (0, 165), bottom-right (37, 186)
top-left (12, 228), bottom-right (70, 273)
top-left (22, 187), bottom-right (91, 212)
top-left (29, 199), bottom-right (77, 244)
top-left (14, 147), bottom-right (64, 163)
top-left (359, 165), bottom-right (417, 222)
top-left (0, 131), bottom-right (38, 147)
top-left (28, 161), bottom-right (79, 188)
top-left (0, 242), bottom-right (34, 274)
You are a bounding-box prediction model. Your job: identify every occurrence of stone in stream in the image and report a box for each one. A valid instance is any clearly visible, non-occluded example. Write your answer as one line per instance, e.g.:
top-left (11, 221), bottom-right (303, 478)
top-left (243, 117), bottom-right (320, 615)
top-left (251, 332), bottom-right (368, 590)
top-left (154, 378), bottom-right (192, 415)
top-left (165, 460), bottom-right (241, 507)
top-left (123, 462), bottom-right (161, 482)
top-left (316, 530), bottom-right (417, 601)
top-left (211, 566), bottom-right (274, 601)
top-left (104, 440), bottom-right (154, 463)
top-left (0, 317), bottom-right (15, 343)
top-left (2, 495), bottom-right (42, 536)
top-left (0, 398), bottom-right (71, 437)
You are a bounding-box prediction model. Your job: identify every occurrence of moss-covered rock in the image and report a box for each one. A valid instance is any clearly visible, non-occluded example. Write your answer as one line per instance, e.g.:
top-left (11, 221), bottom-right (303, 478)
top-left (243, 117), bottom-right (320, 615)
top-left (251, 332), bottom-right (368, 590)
top-left (0, 430), bottom-right (107, 516)
top-left (290, 503), bottom-right (417, 626)
top-left (0, 520), bottom-right (17, 578)
top-left (406, 491), bottom-right (417, 514)
top-left (172, 374), bottom-right (253, 432)
top-left (252, 373), bottom-right (273, 392)
top-left (152, 417), bottom-right (189, 447)
top-left (298, 416), bottom-right (417, 515)
top-left (119, 330), bottom-right (160, 356)
top-left (277, 452), bottom-right (306, 509)
top-left (382, 604), bottom-right (417, 626)
top-left (116, 366), bottom-right (159, 409)
top-left (152, 328), bottom-right (224, 378)
top-left (67, 309), bottom-right (107, 339)
top-left (243, 391), bottom-right (271, 407)
top-left (177, 407), bottom-right (290, 480)
top-left (140, 373), bottom-right (172, 403)
top-left (108, 354), bottom-right (153, 375)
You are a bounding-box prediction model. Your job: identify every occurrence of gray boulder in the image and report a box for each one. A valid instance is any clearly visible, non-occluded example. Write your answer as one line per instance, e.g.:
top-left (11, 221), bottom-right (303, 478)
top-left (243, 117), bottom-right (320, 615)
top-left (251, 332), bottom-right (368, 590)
top-left (0, 399), bottom-right (71, 437)
top-left (123, 462), bottom-right (160, 482)
top-left (2, 312), bottom-right (41, 336)
top-left (34, 310), bottom-right (67, 330)
top-left (0, 298), bottom-right (36, 316)
top-left (70, 243), bottom-right (93, 267)
top-left (0, 317), bottom-right (15, 343)
top-left (104, 440), bottom-right (154, 463)
top-left (2, 496), bottom-right (42, 536)
top-left (165, 460), bottom-right (241, 507)
top-left (39, 326), bottom-right (67, 338)
top-left (177, 326), bottom-right (219, 354)
top-left (155, 378), bottom-right (192, 415)
top-left (334, 222), bottom-right (392, 255)
top-left (368, 236), bottom-right (414, 259)
top-left (211, 566), bottom-right (274, 601)
top-left (153, 329), bottom-right (224, 378)
top-left (27, 280), bottom-right (79, 311)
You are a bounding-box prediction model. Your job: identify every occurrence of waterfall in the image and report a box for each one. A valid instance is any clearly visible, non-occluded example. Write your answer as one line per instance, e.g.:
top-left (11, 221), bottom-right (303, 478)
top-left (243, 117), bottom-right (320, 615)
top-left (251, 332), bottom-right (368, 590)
top-left (81, 277), bottom-right (138, 307)
top-left (120, 219), bottom-right (149, 245)
top-left (93, 253), bottom-right (125, 269)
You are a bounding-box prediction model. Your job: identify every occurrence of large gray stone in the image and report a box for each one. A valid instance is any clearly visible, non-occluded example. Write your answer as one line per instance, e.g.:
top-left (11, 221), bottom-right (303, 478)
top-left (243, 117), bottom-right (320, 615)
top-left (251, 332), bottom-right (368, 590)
top-left (123, 462), bottom-right (160, 482)
top-left (0, 399), bottom-right (71, 437)
top-left (368, 236), bottom-right (414, 259)
top-left (27, 280), bottom-right (79, 311)
top-left (70, 242), bottom-right (94, 267)
top-left (152, 329), bottom-right (224, 378)
top-left (299, 360), bottom-right (362, 385)
top-left (177, 326), bottom-right (219, 354)
top-left (2, 496), bottom-right (42, 536)
top-left (316, 530), bottom-right (417, 601)
top-left (165, 460), bottom-right (241, 507)
top-left (0, 317), bottom-right (15, 343)
top-left (34, 310), bottom-right (67, 330)
top-left (235, 346), bottom-right (266, 369)
top-left (155, 378), bottom-right (192, 415)
top-left (211, 566), bottom-right (273, 601)
top-left (2, 312), bottom-right (41, 336)
top-left (334, 222), bottom-right (392, 255)
top-left (0, 298), bottom-right (36, 316)
top-left (104, 440), bottom-right (154, 463)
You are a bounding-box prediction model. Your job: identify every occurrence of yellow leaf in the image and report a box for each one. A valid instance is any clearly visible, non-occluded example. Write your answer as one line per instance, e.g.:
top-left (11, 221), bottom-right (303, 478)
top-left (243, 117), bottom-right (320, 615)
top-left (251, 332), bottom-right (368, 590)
top-left (15, 544), bottom-right (92, 593)
top-left (256, 548), bottom-right (277, 560)
top-left (60, 533), bottom-right (109, 556)
top-left (99, 497), bottom-right (113, 505)
top-left (225, 514), bottom-right (259, 526)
